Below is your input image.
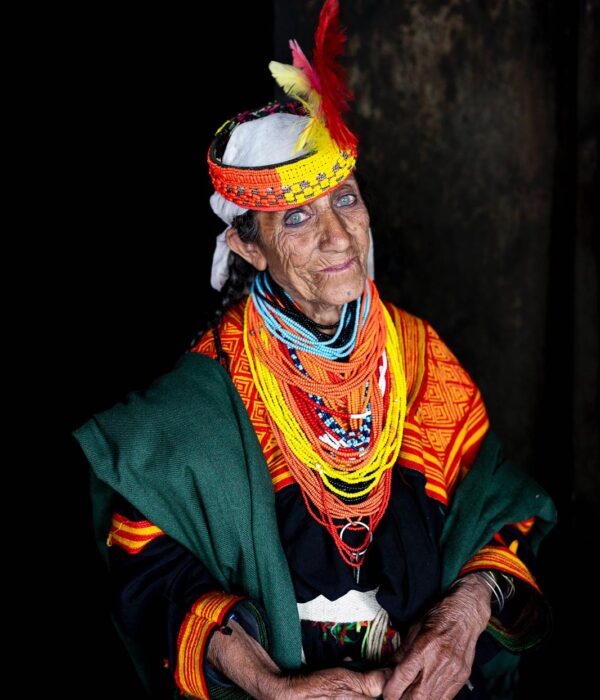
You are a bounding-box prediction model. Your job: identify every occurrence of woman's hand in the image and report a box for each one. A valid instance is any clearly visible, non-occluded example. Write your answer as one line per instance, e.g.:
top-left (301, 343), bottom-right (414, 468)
top-left (382, 573), bottom-right (492, 700)
top-left (279, 665), bottom-right (390, 699)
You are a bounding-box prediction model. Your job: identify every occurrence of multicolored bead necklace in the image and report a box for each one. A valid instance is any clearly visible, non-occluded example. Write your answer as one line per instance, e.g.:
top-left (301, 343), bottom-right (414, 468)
top-left (251, 270), bottom-right (370, 358)
top-left (244, 272), bottom-right (407, 575)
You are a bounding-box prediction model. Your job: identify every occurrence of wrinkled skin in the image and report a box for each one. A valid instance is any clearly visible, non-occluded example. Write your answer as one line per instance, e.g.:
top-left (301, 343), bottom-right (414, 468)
top-left (279, 665), bottom-right (391, 700)
top-left (226, 174), bottom-right (370, 328)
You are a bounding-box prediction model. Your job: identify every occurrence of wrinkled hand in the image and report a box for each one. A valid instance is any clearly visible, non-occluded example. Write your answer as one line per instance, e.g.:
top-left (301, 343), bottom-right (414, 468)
top-left (278, 665), bottom-right (391, 700)
top-left (382, 573), bottom-right (492, 699)
top-left (207, 617), bottom-right (389, 700)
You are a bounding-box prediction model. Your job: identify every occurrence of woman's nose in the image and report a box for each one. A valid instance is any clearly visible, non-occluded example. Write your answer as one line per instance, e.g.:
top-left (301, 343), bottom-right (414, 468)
top-left (319, 208), bottom-right (352, 250)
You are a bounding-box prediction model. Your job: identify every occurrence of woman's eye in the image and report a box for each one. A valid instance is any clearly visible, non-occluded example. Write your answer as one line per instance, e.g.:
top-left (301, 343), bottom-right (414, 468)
top-left (337, 193), bottom-right (357, 207)
top-left (284, 210), bottom-right (308, 227)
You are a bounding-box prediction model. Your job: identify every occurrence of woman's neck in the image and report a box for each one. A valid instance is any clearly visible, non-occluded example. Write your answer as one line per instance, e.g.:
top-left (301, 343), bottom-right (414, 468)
top-left (261, 270), bottom-right (344, 337)
top-left (292, 299), bottom-right (343, 336)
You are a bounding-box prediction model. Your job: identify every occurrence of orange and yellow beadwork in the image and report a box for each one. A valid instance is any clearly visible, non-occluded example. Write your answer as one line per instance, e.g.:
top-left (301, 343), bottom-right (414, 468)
top-left (207, 101), bottom-right (357, 210)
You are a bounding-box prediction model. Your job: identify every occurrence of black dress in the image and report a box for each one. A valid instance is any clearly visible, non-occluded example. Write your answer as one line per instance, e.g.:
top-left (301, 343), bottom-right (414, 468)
top-left (107, 458), bottom-right (544, 699)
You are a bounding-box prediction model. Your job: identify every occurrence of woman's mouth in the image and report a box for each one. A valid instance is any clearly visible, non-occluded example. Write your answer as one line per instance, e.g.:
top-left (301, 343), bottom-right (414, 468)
top-left (322, 257), bottom-right (356, 273)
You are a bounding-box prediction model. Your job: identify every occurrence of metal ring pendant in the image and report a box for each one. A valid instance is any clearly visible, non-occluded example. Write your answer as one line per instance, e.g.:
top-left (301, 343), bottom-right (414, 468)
top-left (339, 519), bottom-right (373, 558)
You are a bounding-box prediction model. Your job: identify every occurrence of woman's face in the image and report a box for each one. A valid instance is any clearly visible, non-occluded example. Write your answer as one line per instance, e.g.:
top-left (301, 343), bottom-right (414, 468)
top-left (250, 174), bottom-right (371, 310)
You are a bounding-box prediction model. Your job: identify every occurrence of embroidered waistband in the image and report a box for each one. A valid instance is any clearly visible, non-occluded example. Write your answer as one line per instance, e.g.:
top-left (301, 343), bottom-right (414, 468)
top-left (297, 588), bottom-right (381, 623)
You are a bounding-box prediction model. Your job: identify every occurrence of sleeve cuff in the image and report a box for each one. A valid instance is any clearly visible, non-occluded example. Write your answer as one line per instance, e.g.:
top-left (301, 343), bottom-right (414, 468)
top-left (174, 591), bottom-right (246, 700)
top-left (175, 593), bottom-right (271, 699)
top-left (106, 512), bottom-right (165, 555)
top-left (457, 543), bottom-right (542, 594)
top-left (457, 543), bottom-right (554, 653)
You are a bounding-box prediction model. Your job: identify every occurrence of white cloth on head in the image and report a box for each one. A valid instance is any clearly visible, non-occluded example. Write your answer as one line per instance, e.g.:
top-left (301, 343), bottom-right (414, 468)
top-left (210, 113), bottom-right (312, 228)
top-left (209, 112), bottom-right (374, 291)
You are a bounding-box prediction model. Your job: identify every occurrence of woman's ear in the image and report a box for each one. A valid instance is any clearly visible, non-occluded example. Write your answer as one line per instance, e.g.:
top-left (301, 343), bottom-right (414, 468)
top-left (226, 227), bottom-right (268, 271)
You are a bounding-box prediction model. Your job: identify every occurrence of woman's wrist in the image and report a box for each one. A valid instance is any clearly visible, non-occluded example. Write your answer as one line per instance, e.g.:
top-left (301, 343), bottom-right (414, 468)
top-left (206, 618), bottom-right (283, 700)
top-left (448, 572), bottom-right (493, 631)
top-left (454, 570), bottom-right (516, 613)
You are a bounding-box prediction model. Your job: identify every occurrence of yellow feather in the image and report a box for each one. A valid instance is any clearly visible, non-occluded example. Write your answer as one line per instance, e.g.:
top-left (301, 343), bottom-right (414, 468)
top-left (268, 60), bottom-right (336, 155)
top-left (268, 61), bottom-right (311, 101)
top-left (294, 110), bottom-right (335, 155)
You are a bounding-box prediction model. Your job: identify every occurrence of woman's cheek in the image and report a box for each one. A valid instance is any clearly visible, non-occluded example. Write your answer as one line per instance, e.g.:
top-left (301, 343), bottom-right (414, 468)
top-left (284, 239), bottom-right (314, 269)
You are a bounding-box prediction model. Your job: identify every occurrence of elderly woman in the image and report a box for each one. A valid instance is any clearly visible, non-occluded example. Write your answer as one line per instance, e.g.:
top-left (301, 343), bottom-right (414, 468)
top-left (73, 3), bottom-right (556, 699)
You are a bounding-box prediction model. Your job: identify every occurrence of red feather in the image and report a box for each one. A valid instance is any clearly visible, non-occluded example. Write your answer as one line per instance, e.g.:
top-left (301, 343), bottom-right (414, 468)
top-left (312, 0), bottom-right (358, 151)
top-left (289, 39), bottom-right (321, 93)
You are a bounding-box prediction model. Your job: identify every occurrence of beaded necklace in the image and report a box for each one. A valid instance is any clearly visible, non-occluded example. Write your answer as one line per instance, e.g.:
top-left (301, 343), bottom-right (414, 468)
top-left (244, 274), bottom-right (407, 575)
top-left (251, 270), bottom-right (370, 358)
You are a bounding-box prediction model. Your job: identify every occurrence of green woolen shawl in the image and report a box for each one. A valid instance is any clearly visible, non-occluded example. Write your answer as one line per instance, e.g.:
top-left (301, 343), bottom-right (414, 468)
top-left (73, 351), bottom-right (557, 699)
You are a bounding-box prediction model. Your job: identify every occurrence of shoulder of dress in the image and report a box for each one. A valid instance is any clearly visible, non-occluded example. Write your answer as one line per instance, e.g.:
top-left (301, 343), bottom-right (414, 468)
top-left (379, 299), bottom-right (482, 400)
top-left (396, 312), bottom-right (490, 504)
top-left (381, 300), bottom-right (428, 345)
top-left (189, 297), bottom-right (248, 357)
top-left (420, 317), bottom-right (480, 393)
top-left (381, 300), bottom-right (428, 408)
top-left (381, 298), bottom-right (424, 324)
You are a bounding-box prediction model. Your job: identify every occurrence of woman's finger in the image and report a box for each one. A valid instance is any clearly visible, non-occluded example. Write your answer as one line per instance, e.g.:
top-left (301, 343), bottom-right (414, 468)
top-left (381, 657), bottom-right (422, 699)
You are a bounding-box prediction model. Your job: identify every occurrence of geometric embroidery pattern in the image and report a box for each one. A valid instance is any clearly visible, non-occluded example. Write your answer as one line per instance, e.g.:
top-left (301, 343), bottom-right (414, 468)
top-left (396, 319), bottom-right (490, 505)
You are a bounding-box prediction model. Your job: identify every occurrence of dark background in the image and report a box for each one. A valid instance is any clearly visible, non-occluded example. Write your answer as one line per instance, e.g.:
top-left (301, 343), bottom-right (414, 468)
top-left (60, 1), bottom-right (597, 697)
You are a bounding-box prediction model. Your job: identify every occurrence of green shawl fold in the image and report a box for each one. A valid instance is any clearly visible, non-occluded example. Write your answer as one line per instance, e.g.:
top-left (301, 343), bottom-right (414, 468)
top-left (73, 352), bottom-right (557, 698)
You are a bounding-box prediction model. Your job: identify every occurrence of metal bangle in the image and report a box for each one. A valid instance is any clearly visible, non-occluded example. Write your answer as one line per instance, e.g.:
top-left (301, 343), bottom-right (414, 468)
top-left (449, 570), bottom-right (516, 614)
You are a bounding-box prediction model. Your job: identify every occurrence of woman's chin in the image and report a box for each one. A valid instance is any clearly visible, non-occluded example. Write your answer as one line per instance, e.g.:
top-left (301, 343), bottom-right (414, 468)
top-left (319, 274), bottom-right (366, 307)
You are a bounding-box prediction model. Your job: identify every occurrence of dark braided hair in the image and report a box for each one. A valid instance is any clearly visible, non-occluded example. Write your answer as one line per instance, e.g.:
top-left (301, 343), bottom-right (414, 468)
top-left (187, 210), bottom-right (261, 350)
top-left (219, 210), bottom-right (261, 312)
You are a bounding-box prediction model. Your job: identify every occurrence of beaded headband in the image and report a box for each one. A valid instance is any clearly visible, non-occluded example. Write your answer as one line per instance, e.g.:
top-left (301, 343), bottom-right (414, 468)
top-left (206, 0), bottom-right (358, 212)
top-left (207, 100), bottom-right (357, 210)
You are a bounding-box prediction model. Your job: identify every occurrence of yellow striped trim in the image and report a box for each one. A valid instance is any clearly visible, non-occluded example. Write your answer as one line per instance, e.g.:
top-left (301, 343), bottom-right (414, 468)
top-left (447, 395), bottom-right (488, 471)
top-left (425, 482), bottom-right (448, 501)
top-left (399, 420), bottom-right (449, 504)
top-left (175, 592), bottom-right (245, 700)
top-left (189, 591), bottom-right (245, 622)
top-left (513, 517), bottom-right (535, 536)
top-left (272, 470), bottom-right (293, 486)
top-left (458, 544), bottom-right (542, 594)
top-left (106, 513), bottom-right (164, 555)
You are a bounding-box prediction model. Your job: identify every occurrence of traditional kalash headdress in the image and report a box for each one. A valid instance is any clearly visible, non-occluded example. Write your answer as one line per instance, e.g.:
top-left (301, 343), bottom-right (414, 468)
top-left (206, 0), bottom-right (406, 583)
top-left (207, 0), bottom-right (373, 291)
